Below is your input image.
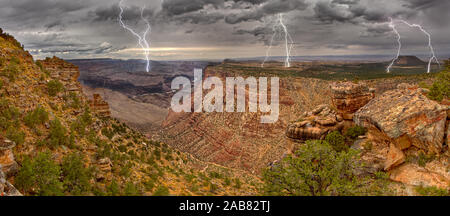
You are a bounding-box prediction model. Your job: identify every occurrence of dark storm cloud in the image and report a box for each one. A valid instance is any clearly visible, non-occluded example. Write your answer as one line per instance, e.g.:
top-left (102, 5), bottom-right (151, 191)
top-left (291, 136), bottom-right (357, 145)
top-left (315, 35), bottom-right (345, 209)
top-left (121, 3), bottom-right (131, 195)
top-left (402, 0), bottom-right (442, 9)
top-left (1, 0), bottom-right (449, 60)
top-left (312, 0), bottom-right (391, 24)
top-left (0, 0), bottom-right (88, 27)
top-left (90, 3), bottom-right (154, 22)
top-left (161, 0), bottom-right (225, 16)
top-left (225, 0), bottom-right (309, 24)
top-left (331, 0), bottom-right (359, 4)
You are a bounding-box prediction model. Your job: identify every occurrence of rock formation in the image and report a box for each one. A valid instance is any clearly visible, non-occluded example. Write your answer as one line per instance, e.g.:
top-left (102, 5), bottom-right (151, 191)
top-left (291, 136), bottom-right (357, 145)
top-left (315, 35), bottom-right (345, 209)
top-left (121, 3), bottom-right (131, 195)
top-left (354, 83), bottom-right (449, 189)
top-left (0, 138), bottom-right (18, 177)
top-left (331, 81), bottom-right (375, 120)
top-left (286, 104), bottom-right (345, 140)
top-left (95, 157), bottom-right (112, 182)
top-left (38, 56), bottom-right (82, 93)
top-left (0, 138), bottom-right (21, 196)
top-left (286, 81), bottom-right (373, 141)
top-left (89, 94), bottom-right (111, 118)
top-left (354, 84), bottom-right (448, 154)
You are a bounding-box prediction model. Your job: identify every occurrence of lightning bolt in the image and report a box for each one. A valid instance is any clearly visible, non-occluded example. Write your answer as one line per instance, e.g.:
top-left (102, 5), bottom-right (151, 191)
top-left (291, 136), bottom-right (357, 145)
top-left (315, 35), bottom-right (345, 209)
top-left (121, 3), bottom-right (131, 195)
top-left (118, 0), bottom-right (151, 72)
top-left (261, 24), bottom-right (277, 68)
top-left (387, 18), bottom-right (401, 73)
top-left (387, 18), bottom-right (440, 73)
top-left (261, 13), bottom-right (294, 68)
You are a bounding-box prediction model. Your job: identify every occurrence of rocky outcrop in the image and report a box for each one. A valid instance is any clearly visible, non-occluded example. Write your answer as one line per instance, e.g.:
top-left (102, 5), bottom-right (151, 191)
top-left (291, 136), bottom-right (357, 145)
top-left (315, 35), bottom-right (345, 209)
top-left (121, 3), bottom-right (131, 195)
top-left (0, 138), bottom-right (21, 196)
top-left (390, 163), bottom-right (449, 189)
top-left (0, 170), bottom-right (22, 196)
top-left (384, 144), bottom-right (405, 171)
top-left (286, 104), bottom-right (345, 140)
top-left (38, 56), bottom-right (81, 92)
top-left (89, 94), bottom-right (111, 118)
top-left (331, 81), bottom-right (375, 120)
top-left (353, 83), bottom-right (449, 189)
top-left (95, 157), bottom-right (112, 182)
top-left (354, 84), bottom-right (448, 154)
top-left (0, 139), bottom-right (18, 177)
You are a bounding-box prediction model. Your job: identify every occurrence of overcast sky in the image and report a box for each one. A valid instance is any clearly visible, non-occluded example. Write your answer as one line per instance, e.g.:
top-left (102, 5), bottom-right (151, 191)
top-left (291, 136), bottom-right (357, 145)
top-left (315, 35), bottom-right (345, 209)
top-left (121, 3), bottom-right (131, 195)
top-left (0, 0), bottom-right (449, 60)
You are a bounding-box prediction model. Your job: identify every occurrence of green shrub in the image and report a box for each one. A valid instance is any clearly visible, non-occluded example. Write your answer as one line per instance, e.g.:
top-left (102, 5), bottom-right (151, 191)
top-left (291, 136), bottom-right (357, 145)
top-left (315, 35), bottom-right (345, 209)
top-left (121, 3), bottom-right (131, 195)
top-left (118, 145), bottom-right (127, 153)
top-left (70, 110), bottom-right (92, 137)
top-left (61, 153), bottom-right (92, 195)
top-left (153, 186), bottom-right (170, 196)
top-left (325, 131), bottom-right (347, 152)
top-left (47, 80), bottom-right (64, 96)
top-left (234, 178), bottom-right (241, 189)
top-left (224, 177), bottom-right (231, 186)
top-left (15, 151), bottom-right (64, 196)
top-left (102, 127), bottom-right (114, 140)
top-left (24, 106), bottom-right (48, 128)
top-left (81, 109), bottom-right (92, 125)
top-left (35, 61), bottom-right (44, 70)
top-left (48, 118), bottom-right (68, 147)
top-left (1, 58), bottom-right (20, 81)
top-left (143, 180), bottom-right (155, 191)
top-left (35, 61), bottom-right (49, 75)
top-left (0, 99), bottom-right (20, 123)
top-left (427, 62), bottom-right (449, 101)
top-left (415, 185), bottom-right (449, 196)
top-left (153, 149), bottom-right (161, 160)
top-left (6, 126), bottom-right (25, 145)
top-left (112, 123), bottom-right (127, 134)
top-left (263, 140), bottom-right (362, 196)
top-left (345, 126), bottom-right (367, 139)
top-left (63, 92), bottom-right (81, 109)
top-left (209, 183), bottom-right (218, 193)
top-left (209, 171), bottom-right (222, 179)
top-left (124, 182), bottom-right (141, 196)
top-left (106, 180), bottom-right (121, 196)
top-left (70, 118), bottom-right (87, 137)
top-left (417, 152), bottom-right (435, 167)
top-left (0, 99), bottom-right (20, 130)
top-left (119, 162), bottom-right (133, 177)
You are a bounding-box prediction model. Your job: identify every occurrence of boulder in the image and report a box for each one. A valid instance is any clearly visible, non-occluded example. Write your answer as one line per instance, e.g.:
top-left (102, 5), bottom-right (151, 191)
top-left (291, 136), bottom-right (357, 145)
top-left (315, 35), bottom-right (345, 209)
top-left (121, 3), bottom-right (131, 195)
top-left (389, 163), bottom-right (449, 189)
top-left (96, 157), bottom-right (112, 182)
top-left (0, 170), bottom-right (22, 196)
top-left (354, 84), bottom-right (449, 154)
top-left (384, 144), bottom-right (405, 171)
top-left (286, 104), bottom-right (344, 140)
top-left (0, 139), bottom-right (18, 177)
top-left (331, 81), bottom-right (374, 117)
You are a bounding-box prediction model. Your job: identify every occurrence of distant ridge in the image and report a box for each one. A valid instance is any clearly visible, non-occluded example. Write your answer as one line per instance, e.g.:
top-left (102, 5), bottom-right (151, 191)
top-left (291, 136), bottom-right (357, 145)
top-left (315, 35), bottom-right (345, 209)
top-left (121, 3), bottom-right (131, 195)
top-left (392, 55), bottom-right (426, 66)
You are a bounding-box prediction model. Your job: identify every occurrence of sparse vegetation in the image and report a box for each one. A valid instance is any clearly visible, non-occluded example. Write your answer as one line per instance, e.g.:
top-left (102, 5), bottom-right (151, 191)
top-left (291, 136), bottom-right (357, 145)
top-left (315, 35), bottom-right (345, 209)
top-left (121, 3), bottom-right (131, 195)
top-left (64, 92), bottom-right (81, 109)
top-left (61, 153), bottom-right (92, 195)
top-left (0, 98), bottom-right (20, 130)
top-left (48, 118), bottom-right (68, 147)
top-left (415, 185), bottom-right (449, 196)
top-left (47, 80), bottom-right (64, 96)
top-left (1, 56), bottom-right (20, 81)
top-left (15, 151), bottom-right (64, 196)
top-left (153, 186), bottom-right (170, 196)
top-left (6, 126), bottom-right (25, 145)
top-left (345, 126), bottom-right (367, 139)
top-left (427, 59), bottom-right (449, 101)
top-left (263, 140), bottom-right (378, 196)
top-left (325, 131), bottom-right (347, 152)
top-left (24, 106), bottom-right (48, 128)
